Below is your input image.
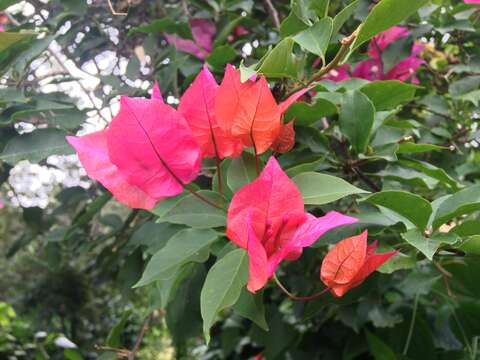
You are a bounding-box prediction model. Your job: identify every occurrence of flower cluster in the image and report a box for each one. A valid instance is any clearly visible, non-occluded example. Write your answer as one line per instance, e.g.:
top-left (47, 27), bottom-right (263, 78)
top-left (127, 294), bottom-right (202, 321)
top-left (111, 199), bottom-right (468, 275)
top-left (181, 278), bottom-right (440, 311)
top-left (322, 26), bottom-right (425, 84)
top-left (68, 63), bottom-right (396, 298)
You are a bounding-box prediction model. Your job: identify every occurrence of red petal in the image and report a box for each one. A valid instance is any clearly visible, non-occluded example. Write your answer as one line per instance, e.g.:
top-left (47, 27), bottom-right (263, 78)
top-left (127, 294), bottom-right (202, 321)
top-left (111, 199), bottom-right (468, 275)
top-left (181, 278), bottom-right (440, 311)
top-left (271, 121), bottom-right (295, 154)
top-left (216, 65), bottom-right (280, 154)
top-left (277, 87), bottom-right (310, 115)
top-left (107, 96), bottom-right (201, 200)
top-left (67, 131), bottom-right (157, 209)
top-left (320, 231), bottom-right (368, 287)
top-left (178, 66), bottom-right (242, 159)
top-left (246, 213), bottom-right (269, 293)
top-left (226, 156), bottom-right (304, 250)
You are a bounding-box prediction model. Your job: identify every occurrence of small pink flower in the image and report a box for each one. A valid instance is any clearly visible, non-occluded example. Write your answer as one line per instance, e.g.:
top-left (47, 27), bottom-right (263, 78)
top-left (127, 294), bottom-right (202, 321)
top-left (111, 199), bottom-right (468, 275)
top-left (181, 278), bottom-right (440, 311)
top-left (464, 0), bottom-right (480, 3)
top-left (353, 26), bottom-right (424, 83)
top-left (164, 19), bottom-right (216, 59)
top-left (322, 64), bottom-right (351, 82)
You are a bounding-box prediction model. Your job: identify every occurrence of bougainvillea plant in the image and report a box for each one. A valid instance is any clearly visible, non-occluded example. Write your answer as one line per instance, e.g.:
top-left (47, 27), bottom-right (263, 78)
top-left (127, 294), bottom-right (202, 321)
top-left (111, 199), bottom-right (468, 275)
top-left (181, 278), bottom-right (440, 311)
top-left (1, 0), bottom-right (480, 359)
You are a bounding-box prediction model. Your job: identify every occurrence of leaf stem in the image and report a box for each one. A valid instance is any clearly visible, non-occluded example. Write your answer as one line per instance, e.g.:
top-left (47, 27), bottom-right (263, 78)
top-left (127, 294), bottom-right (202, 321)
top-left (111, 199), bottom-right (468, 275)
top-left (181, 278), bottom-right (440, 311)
top-left (215, 157), bottom-right (223, 196)
top-left (283, 28), bottom-right (359, 99)
top-left (402, 292), bottom-right (420, 355)
top-left (273, 273), bottom-right (330, 301)
top-left (186, 186), bottom-right (226, 211)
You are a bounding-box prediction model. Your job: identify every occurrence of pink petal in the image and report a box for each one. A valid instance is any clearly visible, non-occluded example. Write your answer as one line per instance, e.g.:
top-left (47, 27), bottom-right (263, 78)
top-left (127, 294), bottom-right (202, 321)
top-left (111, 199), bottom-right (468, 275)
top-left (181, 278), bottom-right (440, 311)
top-left (107, 96), bottom-right (201, 200)
top-left (178, 65), bottom-right (242, 158)
top-left (165, 19), bottom-right (216, 60)
top-left (246, 213), bottom-right (269, 293)
top-left (386, 56), bottom-right (424, 82)
top-left (368, 26), bottom-right (410, 58)
top-left (277, 87), bottom-right (310, 115)
top-left (226, 156), bottom-right (305, 249)
top-left (67, 131), bottom-right (158, 209)
top-left (465, 0), bottom-right (480, 3)
top-left (321, 64), bottom-right (351, 82)
top-left (292, 212), bottom-right (358, 249)
top-left (352, 58), bottom-right (385, 81)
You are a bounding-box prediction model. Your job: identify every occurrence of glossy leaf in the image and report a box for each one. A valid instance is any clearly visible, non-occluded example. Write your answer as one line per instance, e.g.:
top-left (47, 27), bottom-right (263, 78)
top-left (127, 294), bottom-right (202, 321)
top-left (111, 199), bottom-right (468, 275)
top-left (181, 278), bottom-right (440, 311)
top-left (201, 248), bottom-right (249, 343)
top-left (365, 191), bottom-right (432, 230)
top-left (293, 172), bottom-right (368, 205)
top-left (360, 80), bottom-right (419, 110)
top-left (135, 229), bottom-right (218, 287)
top-left (432, 185), bottom-right (480, 229)
top-left (339, 90), bottom-right (375, 153)
top-left (293, 17), bottom-right (333, 62)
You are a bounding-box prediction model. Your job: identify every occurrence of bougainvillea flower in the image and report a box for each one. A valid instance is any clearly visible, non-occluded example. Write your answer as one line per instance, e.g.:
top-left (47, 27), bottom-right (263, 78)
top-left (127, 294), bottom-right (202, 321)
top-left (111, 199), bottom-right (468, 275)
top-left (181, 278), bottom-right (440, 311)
top-left (67, 131), bottom-right (157, 209)
top-left (271, 121), bottom-right (295, 154)
top-left (320, 231), bottom-right (397, 297)
top-left (227, 156), bottom-right (357, 293)
top-left (353, 26), bottom-right (425, 83)
top-left (178, 65), bottom-right (243, 159)
top-left (164, 19), bottom-right (216, 59)
top-left (215, 65), bottom-right (308, 155)
top-left (322, 64), bottom-right (351, 82)
top-left (465, 0), bottom-right (480, 3)
top-left (68, 85), bottom-right (201, 210)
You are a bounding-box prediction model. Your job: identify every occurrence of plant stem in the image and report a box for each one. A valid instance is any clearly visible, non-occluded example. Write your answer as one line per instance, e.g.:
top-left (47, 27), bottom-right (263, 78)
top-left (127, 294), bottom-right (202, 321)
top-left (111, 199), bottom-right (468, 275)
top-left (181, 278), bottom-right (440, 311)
top-left (186, 186), bottom-right (226, 211)
top-left (283, 28), bottom-right (359, 99)
top-left (215, 157), bottom-right (223, 196)
top-left (402, 292), bottom-right (420, 356)
top-left (128, 313), bottom-right (153, 360)
top-left (273, 274), bottom-right (330, 301)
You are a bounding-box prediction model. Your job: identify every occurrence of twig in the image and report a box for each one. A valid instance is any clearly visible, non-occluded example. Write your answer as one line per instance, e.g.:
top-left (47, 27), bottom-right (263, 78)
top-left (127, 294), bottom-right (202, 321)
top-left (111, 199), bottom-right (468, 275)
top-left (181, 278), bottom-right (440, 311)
top-left (273, 274), bottom-right (330, 301)
top-left (128, 314), bottom-right (153, 360)
top-left (263, 0), bottom-right (281, 29)
top-left (403, 292), bottom-right (420, 355)
top-left (180, 0), bottom-right (191, 18)
top-left (107, 0), bottom-right (129, 16)
top-left (284, 28), bottom-right (359, 99)
top-left (47, 48), bottom-right (110, 125)
top-left (353, 167), bottom-right (380, 192)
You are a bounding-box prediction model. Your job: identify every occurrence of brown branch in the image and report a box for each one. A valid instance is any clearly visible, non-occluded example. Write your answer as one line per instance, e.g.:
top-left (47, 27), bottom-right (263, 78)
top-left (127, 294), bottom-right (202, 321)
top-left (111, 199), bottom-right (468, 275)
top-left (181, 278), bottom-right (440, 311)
top-left (273, 274), bottom-right (330, 301)
top-left (263, 0), bottom-right (281, 29)
top-left (128, 314), bottom-right (153, 360)
top-left (107, 0), bottom-right (129, 16)
top-left (284, 28), bottom-right (359, 99)
top-left (353, 167), bottom-right (381, 192)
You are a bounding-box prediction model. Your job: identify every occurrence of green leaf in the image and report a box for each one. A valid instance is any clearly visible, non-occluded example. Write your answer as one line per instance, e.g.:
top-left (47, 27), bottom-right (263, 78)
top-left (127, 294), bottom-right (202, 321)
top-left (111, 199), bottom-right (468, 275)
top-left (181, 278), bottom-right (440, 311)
top-left (106, 310), bottom-right (132, 347)
top-left (0, 0), bottom-right (20, 11)
top-left (285, 97), bottom-right (337, 125)
top-left (128, 221), bottom-right (182, 255)
top-left (162, 191), bottom-right (226, 229)
top-left (339, 90), bottom-right (375, 153)
top-left (366, 331), bottom-right (396, 360)
top-left (360, 80), bottom-right (419, 111)
top-left (293, 17), bottom-right (333, 62)
top-left (400, 159), bottom-right (460, 191)
top-left (134, 229), bottom-right (218, 287)
top-left (377, 251), bottom-right (416, 274)
top-left (257, 38), bottom-right (301, 79)
top-left (227, 153), bottom-right (258, 193)
top-left (310, 0), bottom-right (330, 18)
top-left (166, 264), bottom-right (205, 344)
top-left (207, 45), bottom-right (237, 70)
top-left (128, 18), bottom-right (192, 38)
top-left (457, 236), bottom-right (480, 255)
top-left (201, 248), bottom-right (248, 343)
top-left (233, 288), bottom-right (269, 331)
top-left (402, 229), bottom-right (459, 260)
top-left (0, 32), bottom-right (36, 52)
top-left (450, 220), bottom-right (480, 237)
top-left (332, 0), bottom-right (359, 36)
top-left (280, 11), bottom-right (309, 37)
top-left (365, 191), bottom-right (432, 230)
top-left (0, 128), bottom-right (74, 165)
top-left (433, 185), bottom-right (480, 230)
top-left (293, 172), bottom-right (368, 205)
top-left (397, 142), bottom-right (448, 154)
top-left (351, 0), bottom-right (429, 51)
